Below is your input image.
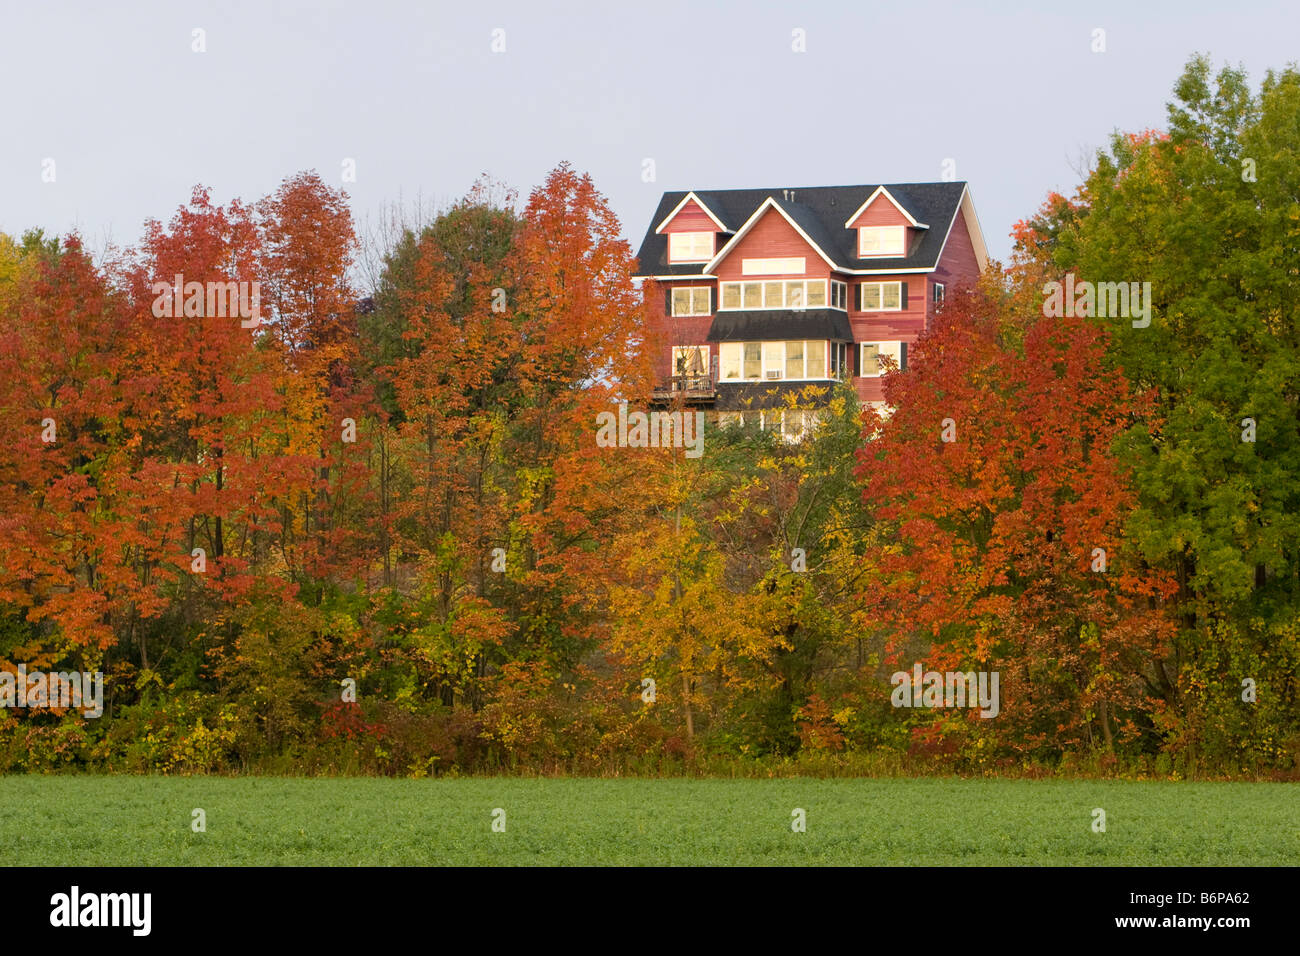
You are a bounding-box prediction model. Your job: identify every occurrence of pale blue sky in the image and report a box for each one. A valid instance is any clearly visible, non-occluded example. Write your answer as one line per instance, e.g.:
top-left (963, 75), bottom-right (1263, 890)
top-left (3, 0), bottom-right (1296, 277)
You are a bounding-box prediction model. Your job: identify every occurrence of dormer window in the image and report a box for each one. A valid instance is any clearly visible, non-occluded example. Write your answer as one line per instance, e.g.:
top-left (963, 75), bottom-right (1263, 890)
top-left (858, 225), bottom-right (906, 257)
top-left (668, 231), bottom-right (714, 263)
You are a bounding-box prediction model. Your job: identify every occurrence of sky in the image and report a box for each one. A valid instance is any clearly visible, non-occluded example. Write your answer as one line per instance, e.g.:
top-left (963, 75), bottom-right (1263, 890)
top-left (4, 0), bottom-right (1298, 279)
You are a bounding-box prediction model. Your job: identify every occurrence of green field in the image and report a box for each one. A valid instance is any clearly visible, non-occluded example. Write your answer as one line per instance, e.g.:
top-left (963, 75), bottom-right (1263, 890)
top-left (3, 777), bottom-right (1296, 866)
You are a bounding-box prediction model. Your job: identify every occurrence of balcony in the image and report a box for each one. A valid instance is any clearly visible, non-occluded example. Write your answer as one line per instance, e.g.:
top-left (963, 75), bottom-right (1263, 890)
top-left (652, 373), bottom-right (717, 404)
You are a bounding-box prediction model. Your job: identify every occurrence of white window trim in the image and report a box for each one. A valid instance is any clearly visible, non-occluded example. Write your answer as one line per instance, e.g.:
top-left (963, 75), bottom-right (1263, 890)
top-left (859, 341), bottom-right (905, 378)
top-left (742, 257), bottom-right (806, 276)
top-left (718, 279), bottom-right (828, 311)
top-left (668, 231), bottom-right (715, 264)
top-left (830, 341), bottom-right (848, 378)
top-left (719, 342), bottom-right (741, 380)
top-left (671, 286), bottom-right (712, 317)
top-left (830, 279), bottom-right (848, 311)
top-left (716, 341), bottom-right (836, 383)
top-left (933, 281), bottom-right (946, 304)
top-left (858, 225), bottom-right (906, 258)
top-left (858, 281), bottom-right (904, 312)
top-left (763, 341), bottom-right (785, 379)
top-left (672, 345), bottom-right (709, 375)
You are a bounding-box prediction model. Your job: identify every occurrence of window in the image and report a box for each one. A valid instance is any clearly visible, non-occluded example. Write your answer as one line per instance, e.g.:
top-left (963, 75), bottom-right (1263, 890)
top-left (742, 257), bottom-right (806, 275)
top-left (829, 341), bottom-right (847, 378)
top-left (716, 341), bottom-right (830, 381)
top-left (668, 231), bottom-right (714, 262)
top-left (859, 225), bottom-right (905, 257)
top-left (933, 282), bottom-right (945, 304)
top-left (718, 279), bottom-right (829, 311)
top-left (720, 342), bottom-right (742, 380)
top-left (671, 287), bottom-right (711, 316)
top-left (830, 280), bottom-right (847, 310)
top-left (763, 341), bottom-right (785, 379)
top-left (859, 341), bottom-right (906, 377)
top-left (806, 341), bottom-right (826, 378)
top-left (779, 408), bottom-right (816, 442)
top-left (858, 281), bottom-right (903, 311)
top-left (673, 346), bottom-right (708, 376)
top-left (752, 408), bottom-right (818, 443)
top-left (785, 340), bottom-right (804, 379)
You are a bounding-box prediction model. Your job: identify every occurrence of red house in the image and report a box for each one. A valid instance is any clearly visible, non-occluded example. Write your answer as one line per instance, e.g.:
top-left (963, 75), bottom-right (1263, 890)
top-left (633, 182), bottom-right (988, 439)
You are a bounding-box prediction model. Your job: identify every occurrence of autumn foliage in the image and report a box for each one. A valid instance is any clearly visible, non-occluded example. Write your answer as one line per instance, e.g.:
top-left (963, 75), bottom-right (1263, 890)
top-left (2, 77), bottom-right (1298, 777)
top-left (855, 289), bottom-right (1176, 760)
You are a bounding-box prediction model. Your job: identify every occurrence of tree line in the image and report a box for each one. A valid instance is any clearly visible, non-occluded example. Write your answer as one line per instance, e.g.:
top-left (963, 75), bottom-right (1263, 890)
top-left (0, 56), bottom-right (1296, 777)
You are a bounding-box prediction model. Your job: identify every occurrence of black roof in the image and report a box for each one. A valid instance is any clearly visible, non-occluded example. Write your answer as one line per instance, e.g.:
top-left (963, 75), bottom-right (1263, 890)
top-left (706, 308), bottom-right (853, 343)
top-left (633, 182), bottom-right (968, 278)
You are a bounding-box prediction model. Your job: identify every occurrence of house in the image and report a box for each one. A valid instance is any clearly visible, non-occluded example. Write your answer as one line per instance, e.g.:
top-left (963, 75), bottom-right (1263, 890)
top-left (632, 181), bottom-right (987, 440)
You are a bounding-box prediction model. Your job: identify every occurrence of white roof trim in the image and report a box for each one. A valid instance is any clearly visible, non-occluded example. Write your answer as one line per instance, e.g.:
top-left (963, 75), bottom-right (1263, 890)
top-left (702, 198), bottom-right (838, 274)
top-left (932, 184), bottom-right (989, 274)
top-left (842, 186), bottom-right (928, 229)
top-left (654, 192), bottom-right (729, 234)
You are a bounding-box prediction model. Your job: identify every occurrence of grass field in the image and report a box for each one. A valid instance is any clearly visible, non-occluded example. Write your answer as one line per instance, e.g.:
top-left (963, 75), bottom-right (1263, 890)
top-left (3, 776), bottom-right (1296, 866)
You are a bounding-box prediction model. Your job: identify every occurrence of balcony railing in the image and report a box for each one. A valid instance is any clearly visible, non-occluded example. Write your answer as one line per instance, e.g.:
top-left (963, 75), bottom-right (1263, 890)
top-left (653, 373), bottom-right (717, 402)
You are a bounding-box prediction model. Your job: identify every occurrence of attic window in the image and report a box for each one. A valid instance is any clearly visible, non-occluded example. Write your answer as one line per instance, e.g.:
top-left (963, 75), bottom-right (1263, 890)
top-left (669, 231), bottom-right (714, 263)
top-left (859, 225), bottom-right (905, 257)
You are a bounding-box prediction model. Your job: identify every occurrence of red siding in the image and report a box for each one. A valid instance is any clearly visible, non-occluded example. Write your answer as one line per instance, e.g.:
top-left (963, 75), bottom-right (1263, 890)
top-left (850, 273), bottom-right (925, 405)
top-left (931, 205), bottom-right (981, 294)
top-left (848, 196), bottom-right (912, 229)
top-left (646, 279), bottom-right (715, 383)
top-left (660, 199), bottom-right (719, 234)
top-left (714, 208), bottom-right (829, 281)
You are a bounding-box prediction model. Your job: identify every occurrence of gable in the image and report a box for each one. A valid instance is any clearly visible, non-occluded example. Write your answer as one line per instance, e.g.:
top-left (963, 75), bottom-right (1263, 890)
top-left (661, 199), bottom-right (718, 234)
top-left (843, 186), bottom-right (926, 229)
top-left (708, 202), bottom-right (834, 280)
top-left (848, 198), bottom-right (913, 230)
top-left (934, 199), bottom-right (988, 280)
top-left (654, 193), bottom-right (727, 234)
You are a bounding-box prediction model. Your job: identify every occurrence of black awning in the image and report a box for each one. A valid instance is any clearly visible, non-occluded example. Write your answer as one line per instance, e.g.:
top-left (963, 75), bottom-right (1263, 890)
top-left (706, 308), bottom-right (853, 343)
